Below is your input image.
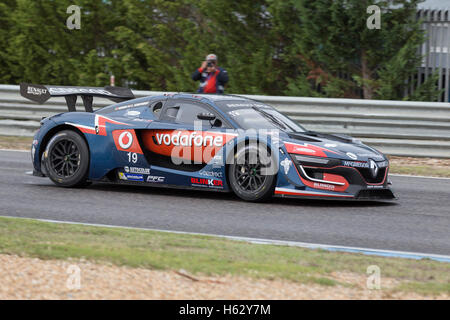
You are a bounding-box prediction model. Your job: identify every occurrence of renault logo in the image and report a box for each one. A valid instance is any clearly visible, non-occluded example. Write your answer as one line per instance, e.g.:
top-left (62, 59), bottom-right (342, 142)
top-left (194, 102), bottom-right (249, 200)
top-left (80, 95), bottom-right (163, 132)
top-left (369, 159), bottom-right (379, 178)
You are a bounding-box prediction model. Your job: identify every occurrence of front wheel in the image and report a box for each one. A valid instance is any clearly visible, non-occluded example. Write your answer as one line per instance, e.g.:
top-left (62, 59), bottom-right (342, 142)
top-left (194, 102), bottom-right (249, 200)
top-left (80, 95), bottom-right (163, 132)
top-left (43, 130), bottom-right (90, 187)
top-left (228, 143), bottom-right (277, 202)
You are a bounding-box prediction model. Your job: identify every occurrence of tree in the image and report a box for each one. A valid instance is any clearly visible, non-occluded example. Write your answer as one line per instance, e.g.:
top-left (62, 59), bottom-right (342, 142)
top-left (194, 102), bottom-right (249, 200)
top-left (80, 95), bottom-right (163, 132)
top-left (0, 0), bottom-right (17, 83)
top-left (105, 0), bottom-right (278, 93)
top-left (5, 0), bottom-right (123, 86)
top-left (0, 0), bottom-right (438, 101)
top-left (288, 0), bottom-right (434, 100)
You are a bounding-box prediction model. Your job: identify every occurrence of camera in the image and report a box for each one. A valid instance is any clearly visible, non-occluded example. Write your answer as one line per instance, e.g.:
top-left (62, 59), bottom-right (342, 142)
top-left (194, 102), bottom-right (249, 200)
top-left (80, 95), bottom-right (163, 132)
top-left (207, 61), bottom-right (214, 68)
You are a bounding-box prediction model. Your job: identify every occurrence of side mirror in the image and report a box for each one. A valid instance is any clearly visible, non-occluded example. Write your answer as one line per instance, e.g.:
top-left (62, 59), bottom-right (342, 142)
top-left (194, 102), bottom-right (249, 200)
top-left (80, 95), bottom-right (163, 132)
top-left (197, 112), bottom-right (216, 121)
top-left (212, 118), bottom-right (222, 127)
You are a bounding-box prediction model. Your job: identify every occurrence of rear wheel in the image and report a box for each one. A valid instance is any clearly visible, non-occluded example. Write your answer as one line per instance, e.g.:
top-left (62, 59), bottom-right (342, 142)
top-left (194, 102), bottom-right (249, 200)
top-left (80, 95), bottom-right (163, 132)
top-left (43, 130), bottom-right (90, 187)
top-left (228, 143), bottom-right (277, 202)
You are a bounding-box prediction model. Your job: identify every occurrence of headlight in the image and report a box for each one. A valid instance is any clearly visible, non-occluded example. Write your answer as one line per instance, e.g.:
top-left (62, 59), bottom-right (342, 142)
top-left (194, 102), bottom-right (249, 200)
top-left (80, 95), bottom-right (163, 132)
top-left (292, 154), bottom-right (330, 165)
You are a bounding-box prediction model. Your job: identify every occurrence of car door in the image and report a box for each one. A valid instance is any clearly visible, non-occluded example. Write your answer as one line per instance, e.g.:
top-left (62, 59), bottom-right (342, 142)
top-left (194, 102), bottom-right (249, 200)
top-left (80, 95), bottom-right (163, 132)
top-left (141, 98), bottom-right (234, 170)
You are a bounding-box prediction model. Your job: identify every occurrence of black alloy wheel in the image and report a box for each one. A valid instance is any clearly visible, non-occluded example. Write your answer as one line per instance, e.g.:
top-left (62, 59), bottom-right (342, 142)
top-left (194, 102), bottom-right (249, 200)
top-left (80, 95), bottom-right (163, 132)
top-left (234, 155), bottom-right (267, 193)
top-left (228, 142), bottom-right (277, 202)
top-left (49, 139), bottom-right (80, 178)
top-left (43, 130), bottom-right (90, 187)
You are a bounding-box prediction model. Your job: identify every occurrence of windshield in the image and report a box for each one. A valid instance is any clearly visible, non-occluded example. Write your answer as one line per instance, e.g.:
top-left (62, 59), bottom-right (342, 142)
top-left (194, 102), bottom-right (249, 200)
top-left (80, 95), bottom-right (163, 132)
top-left (223, 105), bottom-right (306, 133)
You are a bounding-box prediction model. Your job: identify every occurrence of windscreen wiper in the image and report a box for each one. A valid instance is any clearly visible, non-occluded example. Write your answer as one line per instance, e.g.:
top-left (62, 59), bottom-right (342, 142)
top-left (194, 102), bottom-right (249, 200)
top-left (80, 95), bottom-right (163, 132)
top-left (252, 106), bottom-right (288, 130)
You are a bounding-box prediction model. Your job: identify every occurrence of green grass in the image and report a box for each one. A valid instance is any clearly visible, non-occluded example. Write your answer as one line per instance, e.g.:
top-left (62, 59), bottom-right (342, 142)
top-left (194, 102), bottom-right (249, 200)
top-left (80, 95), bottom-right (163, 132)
top-left (390, 164), bottom-right (450, 178)
top-left (0, 135), bottom-right (33, 150)
top-left (0, 135), bottom-right (32, 143)
top-left (0, 216), bottom-right (448, 296)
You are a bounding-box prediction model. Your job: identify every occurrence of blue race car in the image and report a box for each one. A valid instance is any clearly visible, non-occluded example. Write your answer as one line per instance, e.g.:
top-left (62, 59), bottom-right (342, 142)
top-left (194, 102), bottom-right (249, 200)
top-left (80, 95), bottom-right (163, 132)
top-left (21, 83), bottom-right (395, 202)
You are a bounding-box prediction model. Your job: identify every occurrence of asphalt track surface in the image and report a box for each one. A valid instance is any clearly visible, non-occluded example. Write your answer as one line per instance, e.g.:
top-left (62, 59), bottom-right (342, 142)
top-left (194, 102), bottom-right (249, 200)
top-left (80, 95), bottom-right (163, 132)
top-left (1, 150), bottom-right (449, 256)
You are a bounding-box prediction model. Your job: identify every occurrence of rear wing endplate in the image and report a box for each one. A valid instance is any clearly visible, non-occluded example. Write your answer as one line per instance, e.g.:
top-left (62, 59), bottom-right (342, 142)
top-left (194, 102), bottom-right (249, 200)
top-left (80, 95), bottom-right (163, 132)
top-left (20, 83), bottom-right (135, 112)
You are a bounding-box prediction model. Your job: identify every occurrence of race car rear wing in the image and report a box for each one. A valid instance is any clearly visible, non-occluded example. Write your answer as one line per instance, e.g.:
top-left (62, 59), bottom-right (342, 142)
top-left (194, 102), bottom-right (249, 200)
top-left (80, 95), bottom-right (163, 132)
top-left (20, 83), bottom-right (135, 112)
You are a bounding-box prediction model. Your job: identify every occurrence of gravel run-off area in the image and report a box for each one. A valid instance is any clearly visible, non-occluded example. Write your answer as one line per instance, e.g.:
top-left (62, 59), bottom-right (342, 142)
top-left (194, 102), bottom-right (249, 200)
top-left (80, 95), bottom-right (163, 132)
top-left (0, 254), bottom-right (448, 300)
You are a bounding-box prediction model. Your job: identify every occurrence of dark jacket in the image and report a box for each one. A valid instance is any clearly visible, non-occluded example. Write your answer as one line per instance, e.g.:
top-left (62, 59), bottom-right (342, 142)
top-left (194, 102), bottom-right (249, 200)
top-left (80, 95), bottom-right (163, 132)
top-left (191, 67), bottom-right (229, 94)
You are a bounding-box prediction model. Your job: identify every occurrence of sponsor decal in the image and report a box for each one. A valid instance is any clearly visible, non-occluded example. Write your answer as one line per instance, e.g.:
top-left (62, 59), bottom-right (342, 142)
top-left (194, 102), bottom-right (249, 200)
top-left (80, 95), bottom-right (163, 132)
top-left (346, 152), bottom-right (358, 160)
top-left (115, 104), bottom-right (133, 111)
top-left (124, 166), bottom-right (150, 174)
top-left (118, 131), bottom-right (133, 149)
top-left (343, 160), bottom-right (369, 168)
top-left (191, 177), bottom-right (223, 188)
top-left (280, 157), bottom-right (292, 175)
top-left (133, 102), bottom-right (148, 107)
top-left (343, 160), bottom-right (387, 169)
top-left (367, 185), bottom-right (384, 189)
top-left (115, 101), bottom-right (149, 111)
top-left (226, 103), bottom-right (266, 108)
top-left (142, 130), bottom-right (237, 164)
top-left (20, 84), bottom-right (50, 103)
top-left (299, 172), bottom-right (349, 193)
top-left (113, 130), bottom-right (143, 154)
top-left (27, 87), bottom-right (47, 96)
top-left (154, 132), bottom-right (224, 147)
top-left (126, 110), bottom-right (141, 116)
top-left (313, 182), bottom-right (335, 191)
top-left (133, 118), bottom-right (152, 122)
top-left (324, 143), bottom-right (337, 148)
top-left (118, 172), bottom-right (144, 181)
top-left (49, 87), bottom-right (113, 96)
top-left (146, 176), bottom-right (165, 183)
top-left (199, 170), bottom-right (223, 178)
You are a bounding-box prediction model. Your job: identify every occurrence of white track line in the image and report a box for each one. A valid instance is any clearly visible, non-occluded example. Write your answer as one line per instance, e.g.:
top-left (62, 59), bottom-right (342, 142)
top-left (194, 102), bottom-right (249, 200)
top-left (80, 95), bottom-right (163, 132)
top-left (0, 149), bottom-right (28, 152)
top-left (1, 215), bottom-right (449, 263)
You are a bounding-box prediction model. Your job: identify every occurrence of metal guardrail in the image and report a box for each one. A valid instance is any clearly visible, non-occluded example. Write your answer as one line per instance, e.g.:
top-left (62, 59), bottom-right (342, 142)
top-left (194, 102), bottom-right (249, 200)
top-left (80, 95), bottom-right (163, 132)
top-left (1, 84), bottom-right (450, 158)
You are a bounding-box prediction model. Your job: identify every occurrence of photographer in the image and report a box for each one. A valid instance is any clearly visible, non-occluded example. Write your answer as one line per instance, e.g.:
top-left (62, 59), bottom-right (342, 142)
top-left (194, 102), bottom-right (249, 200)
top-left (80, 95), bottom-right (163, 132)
top-left (192, 54), bottom-right (228, 94)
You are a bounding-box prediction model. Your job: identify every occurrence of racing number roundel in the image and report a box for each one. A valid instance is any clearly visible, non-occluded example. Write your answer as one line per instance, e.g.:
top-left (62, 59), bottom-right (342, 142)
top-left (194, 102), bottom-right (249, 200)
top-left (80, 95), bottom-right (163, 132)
top-left (118, 131), bottom-right (133, 149)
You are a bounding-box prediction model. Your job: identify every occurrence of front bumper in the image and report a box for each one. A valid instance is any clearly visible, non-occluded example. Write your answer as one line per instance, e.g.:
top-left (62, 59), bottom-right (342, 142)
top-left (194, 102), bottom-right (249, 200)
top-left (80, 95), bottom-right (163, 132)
top-left (275, 154), bottom-right (396, 200)
top-left (355, 188), bottom-right (396, 200)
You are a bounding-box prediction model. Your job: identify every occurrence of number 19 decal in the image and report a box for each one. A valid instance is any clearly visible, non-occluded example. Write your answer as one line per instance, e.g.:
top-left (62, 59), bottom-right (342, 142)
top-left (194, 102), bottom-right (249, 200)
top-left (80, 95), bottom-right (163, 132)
top-left (127, 152), bottom-right (138, 163)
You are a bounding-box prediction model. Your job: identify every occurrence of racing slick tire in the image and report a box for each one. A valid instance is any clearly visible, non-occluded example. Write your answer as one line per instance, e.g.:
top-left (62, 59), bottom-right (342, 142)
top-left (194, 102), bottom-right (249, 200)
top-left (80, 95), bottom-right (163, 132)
top-left (228, 142), bottom-right (277, 202)
top-left (43, 130), bottom-right (90, 188)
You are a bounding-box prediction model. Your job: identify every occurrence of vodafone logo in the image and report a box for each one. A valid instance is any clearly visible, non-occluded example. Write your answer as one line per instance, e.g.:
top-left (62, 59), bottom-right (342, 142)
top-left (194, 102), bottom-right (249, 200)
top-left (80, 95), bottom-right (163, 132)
top-left (118, 131), bottom-right (133, 149)
top-left (155, 132), bottom-right (224, 147)
top-left (113, 129), bottom-right (143, 154)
